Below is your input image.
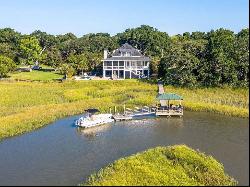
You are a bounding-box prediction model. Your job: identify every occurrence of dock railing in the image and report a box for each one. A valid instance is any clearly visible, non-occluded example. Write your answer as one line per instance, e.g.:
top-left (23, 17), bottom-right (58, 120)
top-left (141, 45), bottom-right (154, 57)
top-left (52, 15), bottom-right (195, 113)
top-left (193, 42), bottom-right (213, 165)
top-left (156, 106), bottom-right (183, 116)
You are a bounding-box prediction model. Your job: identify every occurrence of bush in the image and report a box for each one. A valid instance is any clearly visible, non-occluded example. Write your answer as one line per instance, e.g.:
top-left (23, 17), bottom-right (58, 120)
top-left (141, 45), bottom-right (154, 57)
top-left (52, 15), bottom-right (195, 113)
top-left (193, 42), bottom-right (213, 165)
top-left (0, 55), bottom-right (16, 78)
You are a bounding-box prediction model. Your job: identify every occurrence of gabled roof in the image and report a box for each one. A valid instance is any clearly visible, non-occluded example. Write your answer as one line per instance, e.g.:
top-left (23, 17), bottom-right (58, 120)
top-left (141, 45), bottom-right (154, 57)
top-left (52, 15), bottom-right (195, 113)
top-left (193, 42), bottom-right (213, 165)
top-left (103, 56), bottom-right (151, 61)
top-left (112, 43), bottom-right (142, 56)
top-left (156, 93), bottom-right (183, 100)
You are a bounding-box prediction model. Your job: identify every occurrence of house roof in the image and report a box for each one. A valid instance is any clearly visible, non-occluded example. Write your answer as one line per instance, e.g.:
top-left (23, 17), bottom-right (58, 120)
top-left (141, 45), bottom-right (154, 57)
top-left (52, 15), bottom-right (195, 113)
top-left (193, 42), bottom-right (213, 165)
top-left (103, 56), bottom-right (151, 61)
top-left (103, 43), bottom-right (150, 61)
top-left (156, 93), bottom-right (183, 100)
top-left (112, 43), bottom-right (142, 56)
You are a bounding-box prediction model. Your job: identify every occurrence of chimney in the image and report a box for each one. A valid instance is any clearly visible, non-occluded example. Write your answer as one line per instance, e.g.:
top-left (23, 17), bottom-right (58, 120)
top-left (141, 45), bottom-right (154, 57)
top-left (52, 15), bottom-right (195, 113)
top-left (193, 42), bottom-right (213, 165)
top-left (104, 49), bottom-right (108, 59)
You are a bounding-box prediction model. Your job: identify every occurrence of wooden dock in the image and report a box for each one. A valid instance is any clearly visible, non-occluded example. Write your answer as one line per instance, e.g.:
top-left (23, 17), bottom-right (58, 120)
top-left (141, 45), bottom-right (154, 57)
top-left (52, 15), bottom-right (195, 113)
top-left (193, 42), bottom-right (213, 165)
top-left (111, 82), bottom-right (184, 120)
top-left (112, 106), bottom-right (156, 121)
top-left (113, 114), bottom-right (133, 121)
top-left (155, 109), bottom-right (183, 117)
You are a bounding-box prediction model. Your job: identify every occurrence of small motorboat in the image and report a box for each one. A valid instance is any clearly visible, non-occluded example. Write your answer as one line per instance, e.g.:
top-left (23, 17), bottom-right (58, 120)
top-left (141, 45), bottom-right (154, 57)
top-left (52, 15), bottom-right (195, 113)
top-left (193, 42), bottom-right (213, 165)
top-left (75, 113), bottom-right (114, 128)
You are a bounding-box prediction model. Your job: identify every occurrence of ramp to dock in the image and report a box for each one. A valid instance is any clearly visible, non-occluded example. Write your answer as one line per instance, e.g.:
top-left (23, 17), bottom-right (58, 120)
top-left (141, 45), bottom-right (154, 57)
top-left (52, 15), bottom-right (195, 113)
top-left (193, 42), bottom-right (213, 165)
top-left (158, 81), bottom-right (167, 106)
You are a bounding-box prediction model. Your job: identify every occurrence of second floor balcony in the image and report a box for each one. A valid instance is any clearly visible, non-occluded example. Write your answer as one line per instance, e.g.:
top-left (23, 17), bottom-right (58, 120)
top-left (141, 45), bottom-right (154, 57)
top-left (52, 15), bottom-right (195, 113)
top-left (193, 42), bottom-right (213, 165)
top-left (103, 61), bottom-right (149, 70)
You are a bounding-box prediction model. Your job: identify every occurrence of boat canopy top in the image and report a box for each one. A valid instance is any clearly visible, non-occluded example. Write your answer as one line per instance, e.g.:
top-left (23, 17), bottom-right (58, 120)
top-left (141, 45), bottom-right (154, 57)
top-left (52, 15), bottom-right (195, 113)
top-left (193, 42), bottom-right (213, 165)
top-left (84, 108), bottom-right (100, 114)
top-left (156, 93), bottom-right (183, 100)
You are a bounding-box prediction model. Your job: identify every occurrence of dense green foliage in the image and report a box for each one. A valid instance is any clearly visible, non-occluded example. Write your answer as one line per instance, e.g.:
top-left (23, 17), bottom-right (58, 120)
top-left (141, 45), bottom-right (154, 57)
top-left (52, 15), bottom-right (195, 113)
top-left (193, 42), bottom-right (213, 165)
top-left (0, 55), bottom-right (16, 78)
top-left (0, 26), bottom-right (248, 87)
top-left (83, 145), bottom-right (236, 186)
top-left (159, 28), bottom-right (249, 87)
top-left (19, 36), bottom-right (44, 65)
top-left (0, 80), bottom-right (248, 140)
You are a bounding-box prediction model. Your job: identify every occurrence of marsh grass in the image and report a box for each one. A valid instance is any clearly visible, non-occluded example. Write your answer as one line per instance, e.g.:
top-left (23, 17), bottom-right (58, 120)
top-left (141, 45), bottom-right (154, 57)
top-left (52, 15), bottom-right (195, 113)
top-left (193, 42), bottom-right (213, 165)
top-left (164, 86), bottom-right (249, 118)
top-left (0, 80), bottom-right (248, 140)
top-left (83, 145), bottom-right (237, 186)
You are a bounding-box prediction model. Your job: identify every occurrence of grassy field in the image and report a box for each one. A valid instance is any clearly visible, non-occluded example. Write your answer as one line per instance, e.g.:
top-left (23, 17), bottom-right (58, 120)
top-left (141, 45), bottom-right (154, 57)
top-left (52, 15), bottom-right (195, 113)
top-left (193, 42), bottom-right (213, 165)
top-left (83, 145), bottom-right (236, 186)
top-left (9, 70), bottom-right (63, 81)
top-left (0, 80), bottom-right (248, 140)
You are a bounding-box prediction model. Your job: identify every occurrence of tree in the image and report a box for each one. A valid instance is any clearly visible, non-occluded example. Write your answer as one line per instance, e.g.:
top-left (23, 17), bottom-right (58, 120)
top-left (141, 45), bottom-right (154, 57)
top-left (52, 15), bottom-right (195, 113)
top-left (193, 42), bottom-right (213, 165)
top-left (0, 28), bottom-right (21, 61)
top-left (67, 53), bottom-right (89, 75)
top-left (19, 36), bottom-right (44, 65)
top-left (59, 63), bottom-right (75, 78)
top-left (234, 28), bottom-right (249, 86)
top-left (159, 36), bottom-right (207, 87)
top-left (0, 28), bottom-right (21, 44)
top-left (57, 33), bottom-right (77, 43)
top-left (0, 43), bottom-right (16, 60)
top-left (204, 29), bottom-right (237, 86)
top-left (0, 55), bottom-right (16, 78)
top-left (42, 47), bottom-right (63, 68)
top-left (31, 30), bottom-right (58, 48)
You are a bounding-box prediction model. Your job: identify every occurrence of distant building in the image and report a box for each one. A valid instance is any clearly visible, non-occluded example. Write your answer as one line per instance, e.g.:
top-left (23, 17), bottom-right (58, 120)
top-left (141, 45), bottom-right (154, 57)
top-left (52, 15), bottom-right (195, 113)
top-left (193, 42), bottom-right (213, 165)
top-left (102, 43), bottom-right (150, 79)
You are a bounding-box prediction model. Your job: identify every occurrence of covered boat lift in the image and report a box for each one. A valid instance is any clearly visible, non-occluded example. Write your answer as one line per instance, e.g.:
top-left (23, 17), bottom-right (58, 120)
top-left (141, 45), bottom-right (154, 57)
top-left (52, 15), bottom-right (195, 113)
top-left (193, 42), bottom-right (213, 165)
top-left (155, 93), bottom-right (183, 117)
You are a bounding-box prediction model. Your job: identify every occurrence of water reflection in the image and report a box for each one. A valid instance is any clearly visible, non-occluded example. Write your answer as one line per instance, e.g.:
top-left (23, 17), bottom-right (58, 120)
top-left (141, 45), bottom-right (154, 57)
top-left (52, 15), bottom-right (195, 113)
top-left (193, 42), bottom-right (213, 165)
top-left (76, 124), bottom-right (112, 139)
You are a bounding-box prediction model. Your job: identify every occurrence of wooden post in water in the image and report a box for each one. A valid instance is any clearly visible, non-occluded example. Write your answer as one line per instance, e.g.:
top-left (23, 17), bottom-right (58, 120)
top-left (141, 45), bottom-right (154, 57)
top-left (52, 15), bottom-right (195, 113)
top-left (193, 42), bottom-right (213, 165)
top-left (123, 104), bottom-right (126, 115)
top-left (114, 106), bottom-right (117, 114)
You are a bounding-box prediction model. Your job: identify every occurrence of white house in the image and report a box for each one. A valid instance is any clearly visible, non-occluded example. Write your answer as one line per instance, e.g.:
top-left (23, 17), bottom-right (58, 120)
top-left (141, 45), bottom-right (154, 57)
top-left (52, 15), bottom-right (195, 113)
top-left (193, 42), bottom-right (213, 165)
top-left (102, 43), bottom-right (150, 79)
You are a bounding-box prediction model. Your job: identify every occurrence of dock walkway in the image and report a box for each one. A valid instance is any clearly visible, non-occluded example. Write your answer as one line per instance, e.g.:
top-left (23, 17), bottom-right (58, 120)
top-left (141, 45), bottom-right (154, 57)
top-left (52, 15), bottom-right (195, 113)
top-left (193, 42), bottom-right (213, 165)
top-left (158, 81), bottom-right (166, 106)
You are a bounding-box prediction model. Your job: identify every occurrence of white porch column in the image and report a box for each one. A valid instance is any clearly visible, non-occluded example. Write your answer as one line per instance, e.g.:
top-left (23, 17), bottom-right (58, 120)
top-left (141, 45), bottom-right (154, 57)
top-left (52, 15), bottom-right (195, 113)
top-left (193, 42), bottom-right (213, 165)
top-left (117, 61), bottom-right (120, 79)
top-left (148, 62), bottom-right (150, 78)
top-left (103, 61), bottom-right (105, 78)
top-left (112, 61), bottom-right (113, 79)
top-left (130, 61), bottom-right (132, 79)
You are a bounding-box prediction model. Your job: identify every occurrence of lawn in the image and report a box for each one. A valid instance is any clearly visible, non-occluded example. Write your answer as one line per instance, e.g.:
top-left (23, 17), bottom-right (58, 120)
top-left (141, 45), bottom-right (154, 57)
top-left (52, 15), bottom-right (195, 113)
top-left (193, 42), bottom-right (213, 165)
top-left (83, 145), bottom-right (236, 186)
top-left (9, 70), bottom-right (63, 81)
top-left (0, 80), bottom-right (248, 140)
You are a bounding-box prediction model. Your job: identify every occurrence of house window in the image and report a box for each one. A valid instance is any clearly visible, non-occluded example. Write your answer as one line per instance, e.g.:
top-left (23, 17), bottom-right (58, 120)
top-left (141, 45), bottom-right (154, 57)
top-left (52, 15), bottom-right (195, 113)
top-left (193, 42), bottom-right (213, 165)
top-left (104, 61), bottom-right (112, 67)
top-left (119, 61), bottom-right (124, 66)
top-left (113, 61), bottom-right (118, 66)
top-left (126, 52), bottom-right (131, 56)
top-left (137, 61), bottom-right (142, 66)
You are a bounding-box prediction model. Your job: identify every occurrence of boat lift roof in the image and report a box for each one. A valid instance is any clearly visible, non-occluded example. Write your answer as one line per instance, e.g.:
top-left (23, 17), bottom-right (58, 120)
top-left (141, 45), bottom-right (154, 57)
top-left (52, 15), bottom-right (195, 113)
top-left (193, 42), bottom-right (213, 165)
top-left (156, 93), bottom-right (183, 100)
top-left (84, 108), bottom-right (100, 113)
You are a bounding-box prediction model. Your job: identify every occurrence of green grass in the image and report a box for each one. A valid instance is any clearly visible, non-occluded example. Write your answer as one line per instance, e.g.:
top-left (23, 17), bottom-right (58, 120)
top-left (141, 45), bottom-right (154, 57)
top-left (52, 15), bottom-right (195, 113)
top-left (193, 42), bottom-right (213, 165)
top-left (0, 80), bottom-right (248, 140)
top-left (83, 145), bottom-right (237, 186)
top-left (9, 70), bottom-right (63, 81)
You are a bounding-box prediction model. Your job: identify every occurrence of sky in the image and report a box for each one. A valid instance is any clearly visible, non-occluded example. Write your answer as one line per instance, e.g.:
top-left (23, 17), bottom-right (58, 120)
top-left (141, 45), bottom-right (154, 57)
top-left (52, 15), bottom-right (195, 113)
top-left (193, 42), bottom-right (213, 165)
top-left (0, 0), bottom-right (249, 36)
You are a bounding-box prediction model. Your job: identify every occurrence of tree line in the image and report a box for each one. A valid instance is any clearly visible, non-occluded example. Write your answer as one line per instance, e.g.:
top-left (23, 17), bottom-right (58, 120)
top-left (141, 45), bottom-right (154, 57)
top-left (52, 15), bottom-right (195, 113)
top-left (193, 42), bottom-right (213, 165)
top-left (0, 25), bottom-right (248, 87)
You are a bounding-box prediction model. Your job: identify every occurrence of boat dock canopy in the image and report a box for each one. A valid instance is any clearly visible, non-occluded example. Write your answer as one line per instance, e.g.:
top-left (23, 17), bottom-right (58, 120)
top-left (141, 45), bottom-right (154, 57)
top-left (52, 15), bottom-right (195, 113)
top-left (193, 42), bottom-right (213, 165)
top-left (84, 108), bottom-right (100, 113)
top-left (156, 93), bottom-right (183, 100)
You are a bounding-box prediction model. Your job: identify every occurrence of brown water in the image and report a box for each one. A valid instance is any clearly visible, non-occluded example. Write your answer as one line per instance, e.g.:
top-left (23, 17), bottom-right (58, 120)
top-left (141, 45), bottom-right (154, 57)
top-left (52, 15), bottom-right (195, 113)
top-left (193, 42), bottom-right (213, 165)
top-left (0, 111), bottom-right (248, 186)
